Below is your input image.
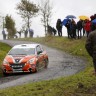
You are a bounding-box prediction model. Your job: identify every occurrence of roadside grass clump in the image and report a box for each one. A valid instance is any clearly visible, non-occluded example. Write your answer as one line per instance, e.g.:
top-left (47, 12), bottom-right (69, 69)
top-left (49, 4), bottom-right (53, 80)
top-left (0, 42), bottom-right (11, 76)
top-left (1, 36), bottom-right (96, 95)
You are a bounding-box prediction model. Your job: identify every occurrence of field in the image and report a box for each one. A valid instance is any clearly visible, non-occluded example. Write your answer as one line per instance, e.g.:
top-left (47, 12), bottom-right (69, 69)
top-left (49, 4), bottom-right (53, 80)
top-left (0, 36), bottom-right (96, 96)
top-left (0, 42), bottom-right (11, 76)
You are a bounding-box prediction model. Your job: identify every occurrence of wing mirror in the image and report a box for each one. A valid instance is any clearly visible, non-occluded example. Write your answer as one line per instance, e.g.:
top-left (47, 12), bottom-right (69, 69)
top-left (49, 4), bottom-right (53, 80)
top-left (37, 51), bottom-right (42, 55)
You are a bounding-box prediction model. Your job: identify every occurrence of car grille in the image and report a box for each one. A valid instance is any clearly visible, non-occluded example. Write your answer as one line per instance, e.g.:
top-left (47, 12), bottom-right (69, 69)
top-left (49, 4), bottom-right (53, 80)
top-left (10, 64), bottom-right (25, 69)
top-left (15, 59), bottom-right (20, 63)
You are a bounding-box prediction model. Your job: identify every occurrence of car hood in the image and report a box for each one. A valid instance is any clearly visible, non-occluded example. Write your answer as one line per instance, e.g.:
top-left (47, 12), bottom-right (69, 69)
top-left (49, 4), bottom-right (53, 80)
top-left (5, 55), bottom-right (36, 64)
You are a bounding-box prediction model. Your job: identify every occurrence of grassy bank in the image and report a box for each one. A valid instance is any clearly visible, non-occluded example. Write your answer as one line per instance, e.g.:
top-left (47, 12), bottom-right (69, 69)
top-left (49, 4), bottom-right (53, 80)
top-left (0, 42), bottom-right (11, 76)
top-left (0, 36), bottom-right (96, 96)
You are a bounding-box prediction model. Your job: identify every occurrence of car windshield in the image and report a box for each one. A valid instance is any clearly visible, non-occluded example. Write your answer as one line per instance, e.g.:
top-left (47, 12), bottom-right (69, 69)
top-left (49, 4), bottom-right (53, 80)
top-left (8, 48), bottom-right (35, 55)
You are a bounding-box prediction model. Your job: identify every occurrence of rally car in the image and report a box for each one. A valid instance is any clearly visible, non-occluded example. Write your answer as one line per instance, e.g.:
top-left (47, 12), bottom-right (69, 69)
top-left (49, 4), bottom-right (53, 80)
top-left (2, 44), bottom-right (49, 76)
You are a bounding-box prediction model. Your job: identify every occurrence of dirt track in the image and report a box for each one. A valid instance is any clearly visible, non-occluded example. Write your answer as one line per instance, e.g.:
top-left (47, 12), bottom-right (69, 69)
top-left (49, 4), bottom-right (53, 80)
top-left (0, 40), bottom-right (86, 89)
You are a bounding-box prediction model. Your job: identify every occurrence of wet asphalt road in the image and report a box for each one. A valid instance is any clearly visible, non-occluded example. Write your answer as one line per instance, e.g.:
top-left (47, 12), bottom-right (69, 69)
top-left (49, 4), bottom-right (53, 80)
top-left (0, 40), bottom-right (86, 89)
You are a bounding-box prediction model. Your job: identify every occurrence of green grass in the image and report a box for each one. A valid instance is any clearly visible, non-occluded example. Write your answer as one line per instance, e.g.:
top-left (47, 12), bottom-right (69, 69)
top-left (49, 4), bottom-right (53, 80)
top-left (0, 36), bottom-right (96, 96)
top-left (0, 42), bottom-right (11, 76)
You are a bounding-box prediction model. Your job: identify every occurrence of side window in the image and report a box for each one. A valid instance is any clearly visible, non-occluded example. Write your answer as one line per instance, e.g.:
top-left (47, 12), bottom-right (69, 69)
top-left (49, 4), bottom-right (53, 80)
top-left (36, 45), bottom-right (42, 55)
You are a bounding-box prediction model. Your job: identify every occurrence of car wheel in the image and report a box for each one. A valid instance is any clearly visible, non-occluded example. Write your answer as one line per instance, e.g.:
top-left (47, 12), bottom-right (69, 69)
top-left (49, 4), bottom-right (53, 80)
top-left (45, 59), bottom-right (49, 68)
top-left (29, 68), bottom-right (32, 73)
top-left (3, 72), bottom-right (9, 76)
top-left (36, 62), bottom-right (39, 72)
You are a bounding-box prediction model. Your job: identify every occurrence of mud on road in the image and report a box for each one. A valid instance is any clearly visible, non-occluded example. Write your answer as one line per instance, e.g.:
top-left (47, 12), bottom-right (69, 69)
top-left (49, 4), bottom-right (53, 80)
top-left (0, 40), bottom-right (86, 89)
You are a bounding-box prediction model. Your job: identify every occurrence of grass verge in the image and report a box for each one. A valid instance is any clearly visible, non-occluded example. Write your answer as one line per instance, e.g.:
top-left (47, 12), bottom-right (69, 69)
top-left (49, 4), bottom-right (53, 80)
top-left (0, 36), bottom-right (96, 96)
top-left (0, 42), bottom-right (11, 76)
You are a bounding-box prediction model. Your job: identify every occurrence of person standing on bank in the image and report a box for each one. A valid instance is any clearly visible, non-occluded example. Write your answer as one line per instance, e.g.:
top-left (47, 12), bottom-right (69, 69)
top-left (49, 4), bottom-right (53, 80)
top-left (77, 19), bottom-right (83, 39)
top-left (56, 19), bottom-right (62, 36)
top-left (2, 30), bottom-right (6, 40)
top-left (85, 23), bottom-right (96, 75)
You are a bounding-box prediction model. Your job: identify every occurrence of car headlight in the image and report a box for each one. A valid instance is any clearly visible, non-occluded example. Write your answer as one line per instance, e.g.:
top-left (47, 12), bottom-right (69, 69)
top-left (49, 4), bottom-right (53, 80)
top-left (27, 58), bottom-right (35, 64)
top-left (3, 59), bottom-right (9, 65)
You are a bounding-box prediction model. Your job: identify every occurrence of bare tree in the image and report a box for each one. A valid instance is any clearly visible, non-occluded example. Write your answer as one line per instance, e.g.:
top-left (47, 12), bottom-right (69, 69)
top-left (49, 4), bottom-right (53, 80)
top-left (39, 0), bottom-right (53, 36)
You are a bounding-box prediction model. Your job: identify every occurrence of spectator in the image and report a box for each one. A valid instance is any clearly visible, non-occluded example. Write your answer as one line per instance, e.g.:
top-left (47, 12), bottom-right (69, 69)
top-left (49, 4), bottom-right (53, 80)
top-left (82, 20), bottom-right (86, 36)
top-left (56, 19), bottom-right (62, 36)
top-left (77, 19), bottom-right (83, 39)
top-left (65, 20), bottom-right (71, 38)
top-left (2, 30), bottom-right (6, 40)
top-left (85, 23), bottom-right (96, 75)
top-left (47, 25), bottom-right (57, 36)
top-left (52, 27), bottom-right (57, 36)
top-left (29, 29), bottom-right (34, 37)
top-left (71, 19), bottom-right (77, 39)
top-left (25, 29), bottom-right (28, 38)
top-left (84, 19), bottom-right (91, 37)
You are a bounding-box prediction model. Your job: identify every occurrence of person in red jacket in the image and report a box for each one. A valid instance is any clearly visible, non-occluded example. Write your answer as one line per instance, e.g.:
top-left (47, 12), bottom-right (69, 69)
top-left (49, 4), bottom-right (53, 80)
top-left (84, 19), bottom-right (91, 37)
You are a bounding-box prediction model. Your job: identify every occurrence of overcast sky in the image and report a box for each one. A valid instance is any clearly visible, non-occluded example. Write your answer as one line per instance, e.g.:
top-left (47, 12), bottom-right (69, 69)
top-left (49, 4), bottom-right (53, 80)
top-left (0, 0), bottom-right (96, 39)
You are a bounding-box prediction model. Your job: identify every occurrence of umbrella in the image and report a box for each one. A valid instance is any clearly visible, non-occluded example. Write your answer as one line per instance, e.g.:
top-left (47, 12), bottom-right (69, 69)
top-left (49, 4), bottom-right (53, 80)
top-left (62, 19), bottom-right (70, 26)
top-left (79, 15), bottom-right (89, 20)
top-left (92, 19), bottom-right (96, 24)
top-left (65, 15), bottom-right (76, 19)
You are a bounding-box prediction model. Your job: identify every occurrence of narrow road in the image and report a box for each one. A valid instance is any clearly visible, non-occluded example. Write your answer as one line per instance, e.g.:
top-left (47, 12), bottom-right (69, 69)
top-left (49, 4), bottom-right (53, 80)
top-left (0, 40), bottom-right (86, 89)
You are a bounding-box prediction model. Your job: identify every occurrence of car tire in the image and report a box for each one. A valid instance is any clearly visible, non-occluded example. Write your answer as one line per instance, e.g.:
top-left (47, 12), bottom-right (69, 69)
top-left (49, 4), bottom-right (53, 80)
top-left (29, 68), bottom-right (32, 73)
top-left (36, 62), bottom-right (39, 72)
top-left (45, 58), bottom-right (49, 68)
top-left (3, 72), bottom-right (9, 77)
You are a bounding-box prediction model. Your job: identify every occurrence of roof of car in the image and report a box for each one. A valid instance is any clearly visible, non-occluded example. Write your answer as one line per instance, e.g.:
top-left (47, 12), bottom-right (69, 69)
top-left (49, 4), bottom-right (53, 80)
top-left (12, 44), bottom-right (40, 49)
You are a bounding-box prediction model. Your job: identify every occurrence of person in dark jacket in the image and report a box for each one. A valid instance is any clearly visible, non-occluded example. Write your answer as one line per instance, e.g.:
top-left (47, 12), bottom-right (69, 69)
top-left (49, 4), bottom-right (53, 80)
top-left (77, 19), bottom-right (83, 39)
top-left (85, 24), bottom-right (96, 74)
top-left (90, 15), bottom-right (96, 31)
top-left (71, 19), bottom-right (77, 39)
top-left (2, 30), bottom-right (6, 40)
top-left (56, 19), bottom-right (62, 36)
top-left (65, 20), bottom-right (71, 38)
